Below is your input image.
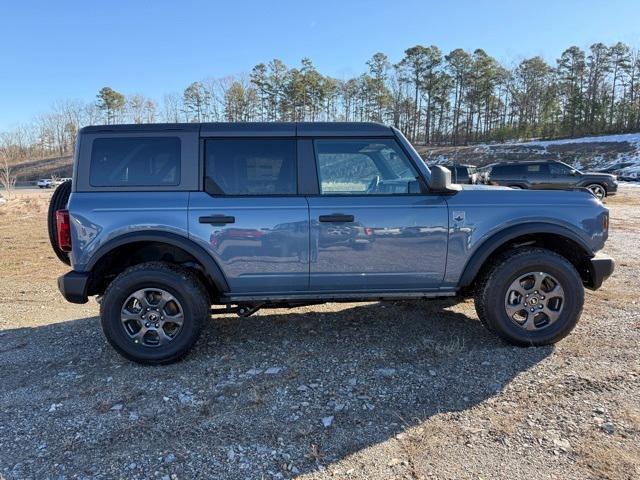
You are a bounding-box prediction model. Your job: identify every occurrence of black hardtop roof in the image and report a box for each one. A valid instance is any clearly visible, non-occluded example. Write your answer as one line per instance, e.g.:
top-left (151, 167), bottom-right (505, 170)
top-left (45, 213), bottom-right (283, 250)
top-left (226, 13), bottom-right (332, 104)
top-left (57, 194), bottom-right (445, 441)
top-left (79, 122), bottom-right (393, 137)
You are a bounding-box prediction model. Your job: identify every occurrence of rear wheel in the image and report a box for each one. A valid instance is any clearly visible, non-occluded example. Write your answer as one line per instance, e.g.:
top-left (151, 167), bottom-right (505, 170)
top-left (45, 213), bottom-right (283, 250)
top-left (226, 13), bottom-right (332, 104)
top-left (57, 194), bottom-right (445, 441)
top-left (585, 183), bottom-right (606, 200)
top-left (100, 262), bottom-right (209, 365)
top-left (474, 248), bottom-right (583, 346)
top-left (47, 180), bottom-right (72, 265)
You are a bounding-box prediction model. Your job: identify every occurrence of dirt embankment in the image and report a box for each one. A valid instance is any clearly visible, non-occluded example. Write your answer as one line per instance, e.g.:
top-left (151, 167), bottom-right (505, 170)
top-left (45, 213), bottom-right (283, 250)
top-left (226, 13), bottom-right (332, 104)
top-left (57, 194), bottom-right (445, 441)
top-left (10, 155), bottom-right (73, 183)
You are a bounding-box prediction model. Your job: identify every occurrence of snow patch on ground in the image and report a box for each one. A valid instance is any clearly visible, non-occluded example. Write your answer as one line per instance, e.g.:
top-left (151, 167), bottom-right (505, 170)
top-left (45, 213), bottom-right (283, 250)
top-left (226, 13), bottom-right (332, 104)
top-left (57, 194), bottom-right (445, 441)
top-left (518, 132), bottom-right (640, 147)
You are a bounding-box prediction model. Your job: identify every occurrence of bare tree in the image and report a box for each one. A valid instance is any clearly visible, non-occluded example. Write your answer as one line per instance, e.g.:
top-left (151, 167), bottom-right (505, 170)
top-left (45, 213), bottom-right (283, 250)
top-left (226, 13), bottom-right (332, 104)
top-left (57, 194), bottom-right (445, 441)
top-left (0, 149), bottom-right (18, 199)
top-left (161, 93), bottom-right (182, 122)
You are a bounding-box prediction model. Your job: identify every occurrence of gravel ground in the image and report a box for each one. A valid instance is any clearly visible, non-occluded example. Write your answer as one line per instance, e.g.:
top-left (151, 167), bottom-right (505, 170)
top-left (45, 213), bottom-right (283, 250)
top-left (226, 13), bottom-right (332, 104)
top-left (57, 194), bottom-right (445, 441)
top-left (0, 188), bottom-right (638, 480)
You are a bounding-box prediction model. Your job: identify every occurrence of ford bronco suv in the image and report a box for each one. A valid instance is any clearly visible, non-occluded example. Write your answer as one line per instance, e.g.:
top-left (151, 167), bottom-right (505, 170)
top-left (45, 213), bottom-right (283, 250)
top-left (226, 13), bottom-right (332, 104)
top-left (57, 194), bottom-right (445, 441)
top-left (50, 122), bottom-right (614, 364)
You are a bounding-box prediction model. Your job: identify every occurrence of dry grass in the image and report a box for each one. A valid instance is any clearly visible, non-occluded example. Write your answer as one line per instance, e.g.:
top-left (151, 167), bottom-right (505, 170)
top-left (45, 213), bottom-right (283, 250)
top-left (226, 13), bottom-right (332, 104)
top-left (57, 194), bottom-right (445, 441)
top-left (0, 187), bottom-right (638, 479)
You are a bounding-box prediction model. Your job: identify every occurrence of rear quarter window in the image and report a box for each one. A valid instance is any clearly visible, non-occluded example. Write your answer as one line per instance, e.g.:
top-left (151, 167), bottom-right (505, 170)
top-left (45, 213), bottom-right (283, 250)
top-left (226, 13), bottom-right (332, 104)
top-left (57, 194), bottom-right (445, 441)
top-left (90, 137), bottom-right (181, 187)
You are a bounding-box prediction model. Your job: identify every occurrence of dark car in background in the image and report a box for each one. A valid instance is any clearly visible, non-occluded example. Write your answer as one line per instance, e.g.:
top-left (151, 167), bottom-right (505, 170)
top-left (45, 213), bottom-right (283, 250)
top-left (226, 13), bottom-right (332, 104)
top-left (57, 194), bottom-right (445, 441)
top-left (483, 160), bottom-right (618, 199)
top-left (441, 164), bottom-right (478, 184)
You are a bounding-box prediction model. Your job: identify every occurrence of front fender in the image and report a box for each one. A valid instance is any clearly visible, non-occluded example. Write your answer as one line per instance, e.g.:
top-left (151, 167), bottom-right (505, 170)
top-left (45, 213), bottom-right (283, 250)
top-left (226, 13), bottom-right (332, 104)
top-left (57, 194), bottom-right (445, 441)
top-left (455, 222), bottom-right (594, 288)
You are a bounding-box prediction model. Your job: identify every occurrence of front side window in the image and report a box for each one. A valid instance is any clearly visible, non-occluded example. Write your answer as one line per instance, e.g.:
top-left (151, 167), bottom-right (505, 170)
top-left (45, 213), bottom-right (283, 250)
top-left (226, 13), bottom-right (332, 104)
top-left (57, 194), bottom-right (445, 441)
top-left (549, 162), bottom-right (571, 175)
top-left (90, 137), bottom-right (181, 187)
top-left (205, 139), bottom-right (297, 195)
top-left (314, 139), bottom-right (419, 195)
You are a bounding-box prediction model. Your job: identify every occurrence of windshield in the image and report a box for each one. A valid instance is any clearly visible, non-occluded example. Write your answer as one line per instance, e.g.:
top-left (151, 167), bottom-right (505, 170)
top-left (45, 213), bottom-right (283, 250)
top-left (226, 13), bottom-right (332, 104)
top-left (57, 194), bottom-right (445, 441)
top-left (391, 126), bottom-right (432, 180)
top-left (560, 161), bottom-right (581, 174)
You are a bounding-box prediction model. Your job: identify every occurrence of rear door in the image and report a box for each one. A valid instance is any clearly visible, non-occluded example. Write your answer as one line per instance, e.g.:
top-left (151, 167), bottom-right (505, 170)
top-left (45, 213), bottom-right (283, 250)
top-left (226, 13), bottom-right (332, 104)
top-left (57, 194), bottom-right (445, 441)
top-left (307, 138), bottom-right (449, 292)
top-left (188, 136), bottom-right (309, 294)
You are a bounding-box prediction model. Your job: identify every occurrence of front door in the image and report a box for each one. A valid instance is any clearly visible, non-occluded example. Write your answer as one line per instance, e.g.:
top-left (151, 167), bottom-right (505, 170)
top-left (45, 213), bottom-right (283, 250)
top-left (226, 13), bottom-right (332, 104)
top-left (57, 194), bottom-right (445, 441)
top-left (188, 138), bottom-right (309, 294)
top-left (308, 138), bottom-right (449, 292)
top-left (547, 162), bottom-right (576, 189)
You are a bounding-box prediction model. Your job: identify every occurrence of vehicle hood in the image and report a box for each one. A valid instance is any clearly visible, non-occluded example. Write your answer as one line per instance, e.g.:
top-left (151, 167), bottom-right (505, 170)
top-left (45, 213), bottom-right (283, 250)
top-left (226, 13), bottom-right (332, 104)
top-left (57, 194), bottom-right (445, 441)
top-left (581, 172), bottom-right (616, 180)
top-left (458, 184), bottom-right (512, 191)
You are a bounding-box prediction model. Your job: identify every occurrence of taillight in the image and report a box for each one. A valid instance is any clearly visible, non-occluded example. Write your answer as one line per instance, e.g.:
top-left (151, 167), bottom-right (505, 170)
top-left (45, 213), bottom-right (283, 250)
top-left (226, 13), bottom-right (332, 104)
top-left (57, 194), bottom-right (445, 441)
top-left (603, 213), bottom-right (609, 232)
top-left (56, 209), bottom-right (72, 252)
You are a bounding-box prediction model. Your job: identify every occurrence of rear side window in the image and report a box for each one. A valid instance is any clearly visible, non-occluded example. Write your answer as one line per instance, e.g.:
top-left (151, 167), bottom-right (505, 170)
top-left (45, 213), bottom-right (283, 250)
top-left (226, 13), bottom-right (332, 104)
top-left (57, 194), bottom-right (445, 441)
top-left (90, 137), bottom-right (181, 187)
top-left (205, 139), bottom-right (296, 195)
top-left (526, 163), bottom-right (549, 174)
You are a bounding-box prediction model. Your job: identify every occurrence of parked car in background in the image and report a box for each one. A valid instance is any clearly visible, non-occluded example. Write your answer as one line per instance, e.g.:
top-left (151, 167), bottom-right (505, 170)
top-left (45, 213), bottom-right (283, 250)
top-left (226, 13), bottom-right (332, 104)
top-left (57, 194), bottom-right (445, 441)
top-left (37, 178), bottom-right (53, 188)
top-left (441, 164), bottom-right (478, 184)
top-left (483, 160), bottom-right (618, 199)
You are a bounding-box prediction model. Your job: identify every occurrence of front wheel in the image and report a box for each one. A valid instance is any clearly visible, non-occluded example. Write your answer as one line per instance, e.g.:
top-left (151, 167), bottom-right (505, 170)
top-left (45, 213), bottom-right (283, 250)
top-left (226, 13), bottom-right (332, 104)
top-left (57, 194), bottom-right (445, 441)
top-left (100, 262), bottom-right (209, 364)
top-left (585, 183), bottom-right (606, 200)
top-left (474, 248), bottom-right (584, 346)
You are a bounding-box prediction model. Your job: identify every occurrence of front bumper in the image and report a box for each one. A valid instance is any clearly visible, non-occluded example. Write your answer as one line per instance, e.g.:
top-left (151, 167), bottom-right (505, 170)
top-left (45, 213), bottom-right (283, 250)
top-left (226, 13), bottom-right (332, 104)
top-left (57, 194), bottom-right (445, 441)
top-left (58, 271), bottom-right (90, 304)
top-left (585, 253), bottom-right (615, 290)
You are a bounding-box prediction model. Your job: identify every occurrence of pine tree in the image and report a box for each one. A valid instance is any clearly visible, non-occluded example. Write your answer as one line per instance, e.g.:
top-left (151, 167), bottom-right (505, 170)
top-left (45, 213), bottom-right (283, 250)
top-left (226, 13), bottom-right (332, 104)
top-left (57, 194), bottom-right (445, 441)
top-left (96, 87), bottom-right (125, 124)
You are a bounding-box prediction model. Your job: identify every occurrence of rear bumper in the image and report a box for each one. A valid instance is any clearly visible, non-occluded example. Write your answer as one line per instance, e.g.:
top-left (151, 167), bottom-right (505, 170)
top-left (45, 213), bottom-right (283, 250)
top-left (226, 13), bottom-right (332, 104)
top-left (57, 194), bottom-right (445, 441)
top-left (585, 253), bottom-right (615, 290)
top-left (58, 271), bottom-right (90, 304)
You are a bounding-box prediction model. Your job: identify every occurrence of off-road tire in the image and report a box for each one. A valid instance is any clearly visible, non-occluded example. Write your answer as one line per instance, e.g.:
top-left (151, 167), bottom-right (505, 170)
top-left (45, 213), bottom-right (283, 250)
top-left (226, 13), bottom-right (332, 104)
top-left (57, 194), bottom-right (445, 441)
top-left (100, 262), bottom-right (209, 365)
top-left (473, 268), bottom-right (495, 332)
top-left (474, 248), bottom-right (584, 346)
top-left (47, 180), bottom-right (72, 265)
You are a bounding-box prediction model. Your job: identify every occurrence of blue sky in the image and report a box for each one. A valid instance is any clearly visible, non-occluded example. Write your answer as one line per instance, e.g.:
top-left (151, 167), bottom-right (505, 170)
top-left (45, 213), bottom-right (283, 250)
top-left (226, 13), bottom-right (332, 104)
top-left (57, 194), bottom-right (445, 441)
top-left (1, 0), bottom-right (639, 129)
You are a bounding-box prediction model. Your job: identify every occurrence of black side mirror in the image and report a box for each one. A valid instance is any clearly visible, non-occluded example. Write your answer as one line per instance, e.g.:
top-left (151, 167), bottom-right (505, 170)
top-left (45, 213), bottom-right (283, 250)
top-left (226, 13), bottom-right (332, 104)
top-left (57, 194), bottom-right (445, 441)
top-left (429, 166), bottom-right (461, 194)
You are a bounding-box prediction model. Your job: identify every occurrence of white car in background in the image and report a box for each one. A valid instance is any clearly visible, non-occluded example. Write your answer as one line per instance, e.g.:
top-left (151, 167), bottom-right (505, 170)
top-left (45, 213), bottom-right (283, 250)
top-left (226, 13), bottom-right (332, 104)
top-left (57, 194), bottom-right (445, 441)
top-left (37, 179), bottom-right (53, 188)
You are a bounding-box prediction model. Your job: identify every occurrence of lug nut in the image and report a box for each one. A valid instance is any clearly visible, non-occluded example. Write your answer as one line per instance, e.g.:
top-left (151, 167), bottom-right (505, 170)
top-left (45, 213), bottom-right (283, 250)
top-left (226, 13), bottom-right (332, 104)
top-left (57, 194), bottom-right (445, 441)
top-left (145, 322), bottom-right (149, 327)
top-left (530, 308), bottom-right (535, 312)
top-left (155, 323), bottom-right (159, 328)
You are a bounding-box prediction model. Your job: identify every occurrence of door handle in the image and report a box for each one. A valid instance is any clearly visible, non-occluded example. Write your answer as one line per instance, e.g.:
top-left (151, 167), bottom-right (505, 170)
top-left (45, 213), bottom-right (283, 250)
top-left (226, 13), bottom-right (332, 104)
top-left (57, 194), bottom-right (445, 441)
top-left (199, 215), bottom-right (236, 225)
top-left (319, 214), bottom-right (354, 223)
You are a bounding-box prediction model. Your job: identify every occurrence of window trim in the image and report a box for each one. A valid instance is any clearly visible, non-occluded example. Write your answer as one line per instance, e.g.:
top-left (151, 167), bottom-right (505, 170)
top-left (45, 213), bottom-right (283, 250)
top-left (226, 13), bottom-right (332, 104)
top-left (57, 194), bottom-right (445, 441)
top-left (89, 136), bottom-right (182, 188)
top-left (203, 137), bottom-right (299, 197)
top-left (311, 137), bottom-right (426, 197)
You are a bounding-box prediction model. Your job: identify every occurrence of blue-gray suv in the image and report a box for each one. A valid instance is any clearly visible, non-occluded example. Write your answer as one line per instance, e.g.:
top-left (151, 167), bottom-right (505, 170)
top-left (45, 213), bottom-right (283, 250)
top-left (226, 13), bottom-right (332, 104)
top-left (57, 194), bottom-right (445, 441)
top-left (49, 122), bottom-right (614, 364)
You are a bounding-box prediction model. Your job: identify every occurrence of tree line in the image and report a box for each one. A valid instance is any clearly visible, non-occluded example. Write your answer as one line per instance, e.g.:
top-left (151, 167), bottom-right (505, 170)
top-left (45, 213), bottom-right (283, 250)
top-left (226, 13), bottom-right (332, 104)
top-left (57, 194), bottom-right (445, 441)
top-left (3, 41), bottom-right (640, 164)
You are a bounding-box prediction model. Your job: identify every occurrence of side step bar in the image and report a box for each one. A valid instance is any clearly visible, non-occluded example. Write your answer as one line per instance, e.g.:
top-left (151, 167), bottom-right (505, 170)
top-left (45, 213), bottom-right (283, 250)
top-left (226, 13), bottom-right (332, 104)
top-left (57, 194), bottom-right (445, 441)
top-left (219, 289), bottom-right (457, 304)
